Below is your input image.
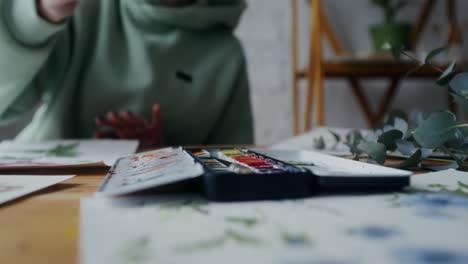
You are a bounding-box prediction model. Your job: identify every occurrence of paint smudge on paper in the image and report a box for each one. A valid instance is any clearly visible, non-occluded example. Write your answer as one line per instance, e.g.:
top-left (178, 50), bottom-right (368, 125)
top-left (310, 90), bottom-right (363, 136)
top-left (348, 225), bottom-right (400, 240)
top-left (0, 184), bottom-right (21, 193)
top-left (281, 231), bottom-right (313, 247)
top-left (393, 247), bottom-right (468, 264)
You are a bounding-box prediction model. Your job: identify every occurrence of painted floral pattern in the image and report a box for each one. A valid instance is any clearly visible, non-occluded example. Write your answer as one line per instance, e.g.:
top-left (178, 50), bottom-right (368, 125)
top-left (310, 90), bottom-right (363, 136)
top-left (81, 169), bottom-right (468, 264)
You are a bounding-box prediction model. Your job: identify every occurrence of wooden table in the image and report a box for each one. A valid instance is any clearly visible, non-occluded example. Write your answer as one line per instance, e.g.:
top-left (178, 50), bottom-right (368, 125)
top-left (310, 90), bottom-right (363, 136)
top-left (0, 169), bottom-right (107, 264)
top-left (0, 158), bottom-right (462, 264)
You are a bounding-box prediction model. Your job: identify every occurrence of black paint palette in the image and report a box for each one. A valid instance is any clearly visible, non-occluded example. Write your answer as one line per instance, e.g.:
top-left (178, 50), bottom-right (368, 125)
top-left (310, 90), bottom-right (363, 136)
top-left (98, 147), bottom-right (412, 201)
top-left (188, 148), bottom-right (312, 201)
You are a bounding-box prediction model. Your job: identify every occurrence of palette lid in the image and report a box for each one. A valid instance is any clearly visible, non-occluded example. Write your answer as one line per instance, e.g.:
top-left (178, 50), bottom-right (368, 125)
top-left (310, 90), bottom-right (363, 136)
top-left (97, 147), bottom-right (204, 196)
top-left (252, 149), bottom-right (411, 189)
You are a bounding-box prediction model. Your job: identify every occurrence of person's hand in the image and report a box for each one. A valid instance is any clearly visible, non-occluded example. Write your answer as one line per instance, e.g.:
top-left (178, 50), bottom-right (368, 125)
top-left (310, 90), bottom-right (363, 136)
top-left (95, 104), bottom-right (163, 148)
top-left (36, 0), bottom-right (78, 23)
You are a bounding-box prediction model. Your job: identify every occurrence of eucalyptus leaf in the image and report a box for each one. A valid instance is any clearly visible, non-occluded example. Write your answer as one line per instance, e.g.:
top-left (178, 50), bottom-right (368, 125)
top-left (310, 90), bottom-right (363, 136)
top-left (393, 117), bottom-right (408, 135)
top-left (383, 110), bottom-right (408, 127)
top-left (436, 61), bottom-right (457, 86)
top-left (382, 125), bottom-right (394, 133)
top-left (412, 111), bottom-right (457, 148)
top-left (445, 128), bottom-right (467, 149)
top-left (396, 140), bottom-right (417, 156)
top-left (395, 139), bottom-right (433, 158)
top-left (329, 130), bottom-right (341, 149)
top-left (346, 130), bottom-right (363, 143)
top-left (313, 136), bottom-right (326, 150)
top-left (459, 127), bottom-right (468, 137)
top-left (444, 148), bottom-right (467, 167)
top-left (378, 129), bottom-right (403, 151)
top-left (451, 93), bottom-right (468, 112)
top-left (449, 72), bottom-right (468, 97)
top-left (424, 46), bottom-right (447, 64)
top-left (345, 130), bottom-right (364, 155)
top-left (396, 149), bottom-right (422, 169)
top-left (357, 141), bottom-right (386, 165)
top-left (405, 64), bottom-right (425, 78)
top-left (420, 148), bottom-right (433, 158)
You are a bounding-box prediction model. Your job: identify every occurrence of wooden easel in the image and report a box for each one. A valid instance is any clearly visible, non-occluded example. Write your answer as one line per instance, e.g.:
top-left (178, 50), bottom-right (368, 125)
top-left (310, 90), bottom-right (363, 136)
top-left (291, 0), bottom-right (462, 135)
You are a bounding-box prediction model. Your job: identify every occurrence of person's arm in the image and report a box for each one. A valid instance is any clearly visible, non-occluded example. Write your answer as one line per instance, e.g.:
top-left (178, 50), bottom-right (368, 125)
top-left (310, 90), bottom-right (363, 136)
top-left (0, 0), bottom-right (72, 123)
top-left (205, 57), bottom-right (255, 145)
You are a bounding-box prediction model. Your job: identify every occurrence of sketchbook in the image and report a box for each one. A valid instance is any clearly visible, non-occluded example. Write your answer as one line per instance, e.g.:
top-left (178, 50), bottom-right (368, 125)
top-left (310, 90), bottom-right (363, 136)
top-left (0, 140), bottom-right (138, 170)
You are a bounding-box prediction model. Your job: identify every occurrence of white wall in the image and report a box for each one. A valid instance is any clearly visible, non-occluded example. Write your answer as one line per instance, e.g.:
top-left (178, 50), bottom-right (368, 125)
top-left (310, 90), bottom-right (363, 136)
top-left (1, 0), bottom-right (467, 144)
top-left (236, 0), bottom-right (468, 145)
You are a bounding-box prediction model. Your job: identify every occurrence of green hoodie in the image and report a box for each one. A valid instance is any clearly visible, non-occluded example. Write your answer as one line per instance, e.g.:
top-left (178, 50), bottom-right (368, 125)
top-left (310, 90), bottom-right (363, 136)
top-left (0, 0), bottom-right (254, 145)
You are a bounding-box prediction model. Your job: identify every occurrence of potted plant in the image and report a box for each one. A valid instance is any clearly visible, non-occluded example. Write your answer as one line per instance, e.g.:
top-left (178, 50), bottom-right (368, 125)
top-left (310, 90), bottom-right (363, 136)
top-left (370, 0), bottom-right (411, 51)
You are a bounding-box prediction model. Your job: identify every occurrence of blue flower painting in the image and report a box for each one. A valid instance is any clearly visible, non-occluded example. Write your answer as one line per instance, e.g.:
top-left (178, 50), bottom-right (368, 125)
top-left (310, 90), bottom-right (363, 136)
top-left (404, 193), bottom-right (468, 209)
top-left (399, 192), bottom-right (468, 219)
top-left (393, 247), bottom-right (468, 264)
top-left (281, 259), bottom-right (355, 264)
top-left (281, 232), bottom-right (312, 247)
top-left (349, 225), bottom-right (401, 240)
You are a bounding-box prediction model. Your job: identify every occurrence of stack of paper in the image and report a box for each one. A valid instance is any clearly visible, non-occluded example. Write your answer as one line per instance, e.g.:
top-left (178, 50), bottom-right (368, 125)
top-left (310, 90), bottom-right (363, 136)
top-left (0, 140), bottom-right (138, 169)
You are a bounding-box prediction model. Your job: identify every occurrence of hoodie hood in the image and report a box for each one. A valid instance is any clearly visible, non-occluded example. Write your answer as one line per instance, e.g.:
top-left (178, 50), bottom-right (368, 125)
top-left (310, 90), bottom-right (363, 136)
top-left (132, 0), bottom-right (247, 30)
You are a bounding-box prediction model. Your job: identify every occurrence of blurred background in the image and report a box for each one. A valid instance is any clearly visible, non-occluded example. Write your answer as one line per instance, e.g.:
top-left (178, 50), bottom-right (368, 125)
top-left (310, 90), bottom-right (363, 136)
top-left (1, 0), bottom-right (467, 145)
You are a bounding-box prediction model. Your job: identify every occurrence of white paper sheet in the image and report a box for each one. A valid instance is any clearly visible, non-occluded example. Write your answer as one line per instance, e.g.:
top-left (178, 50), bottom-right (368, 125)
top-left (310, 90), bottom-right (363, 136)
top-left (272, 127), bottom-right (372, 156)
top-left (80, 169), bottom-right (468, 264)
top-left (0, 140), bottom-right (138, 169)
top-left (0, 175), bottom-right (75, 205)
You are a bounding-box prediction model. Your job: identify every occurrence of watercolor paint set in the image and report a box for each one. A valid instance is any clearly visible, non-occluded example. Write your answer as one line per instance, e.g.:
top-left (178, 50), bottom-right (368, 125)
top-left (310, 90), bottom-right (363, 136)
top-left (98, 147), bottom-right (412, 201)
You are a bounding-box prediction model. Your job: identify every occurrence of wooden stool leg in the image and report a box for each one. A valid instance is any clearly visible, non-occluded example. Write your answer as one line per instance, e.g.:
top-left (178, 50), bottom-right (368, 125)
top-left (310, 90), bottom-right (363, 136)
top-left (320, 9), bottom-right (345, 56)
top-left (304, 0), bottom-right (323, 131)
top-left (411, 0), bottom-right (436, 50)
top-left (447, 0), bottom-right (462, 44)
top-left (291, 0), bottom-right (300, 135)
top-left (313, 46), bottom-right (324, 127)
top-left (304, 0), bottom-right (321, 131)
top-left (373, 78), bottom-right (400, 125)
top-left (348, 78), bottom-right (374, 127)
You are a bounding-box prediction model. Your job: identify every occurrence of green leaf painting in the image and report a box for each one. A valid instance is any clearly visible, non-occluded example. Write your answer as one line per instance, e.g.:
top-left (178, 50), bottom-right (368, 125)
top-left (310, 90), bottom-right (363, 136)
top-left (175, 229), bottom-right (262, 254)
top-left (27, 143), bottom-right (80, 157)
top-left (226, 216), bottom-right (260, 228)
top-left (119, 236), bottom-right (151, 264)
top-left (0, 184), bottom-right (22, 193)
top-left (281, 231), bottom-right (312, 247)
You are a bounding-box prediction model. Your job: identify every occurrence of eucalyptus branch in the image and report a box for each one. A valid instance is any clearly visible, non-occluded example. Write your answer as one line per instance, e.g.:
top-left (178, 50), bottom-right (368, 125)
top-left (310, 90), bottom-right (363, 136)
top-left (400, 50), bottom-right (444, 73)
top-left (319, 45), bottom-right (468, 171)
